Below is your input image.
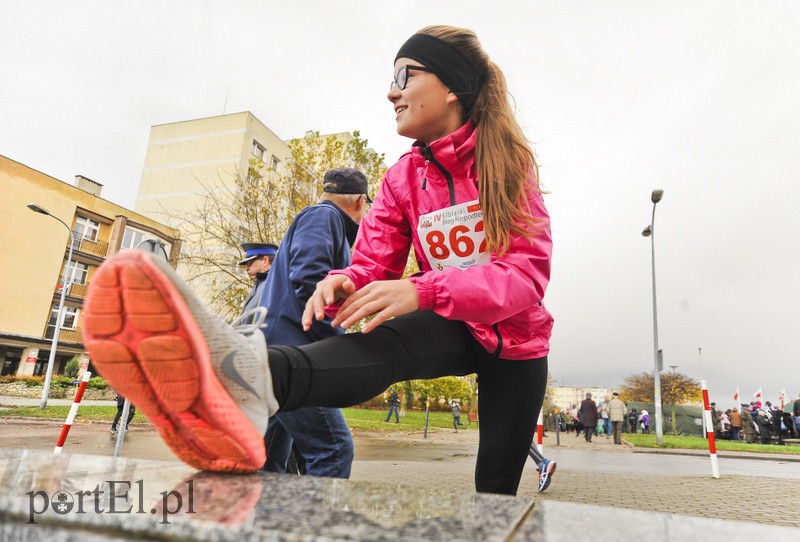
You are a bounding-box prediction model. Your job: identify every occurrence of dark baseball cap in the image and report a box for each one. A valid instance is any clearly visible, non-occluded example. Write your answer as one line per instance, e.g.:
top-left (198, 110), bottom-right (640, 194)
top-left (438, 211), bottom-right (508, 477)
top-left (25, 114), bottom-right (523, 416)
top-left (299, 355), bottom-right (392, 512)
top-left (322, 168), bottom-right (372, 203)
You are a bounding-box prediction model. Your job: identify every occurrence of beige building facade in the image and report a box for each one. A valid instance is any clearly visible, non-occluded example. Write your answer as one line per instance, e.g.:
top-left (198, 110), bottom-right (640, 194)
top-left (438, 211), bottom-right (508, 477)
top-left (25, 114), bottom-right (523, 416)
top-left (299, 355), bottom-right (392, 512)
top-left (135, 111), bottom-right (293, 221)
top-left (0, 155), bottom-right (181, 378)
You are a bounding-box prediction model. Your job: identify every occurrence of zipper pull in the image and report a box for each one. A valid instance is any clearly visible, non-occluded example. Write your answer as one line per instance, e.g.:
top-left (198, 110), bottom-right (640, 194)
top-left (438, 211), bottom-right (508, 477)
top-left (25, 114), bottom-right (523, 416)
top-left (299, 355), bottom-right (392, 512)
top-left (422, 160), bottom-right (429, 190)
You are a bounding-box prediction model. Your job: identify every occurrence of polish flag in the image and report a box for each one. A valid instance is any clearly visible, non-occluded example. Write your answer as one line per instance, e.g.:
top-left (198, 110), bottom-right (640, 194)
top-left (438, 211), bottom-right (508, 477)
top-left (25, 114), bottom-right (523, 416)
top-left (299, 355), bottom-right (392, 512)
top-left (779, 388), bottom-right (786, 410)
top-left (733, 387), bottom-right (739, 402)
top-left (754, 388), bottom-right (762, 400)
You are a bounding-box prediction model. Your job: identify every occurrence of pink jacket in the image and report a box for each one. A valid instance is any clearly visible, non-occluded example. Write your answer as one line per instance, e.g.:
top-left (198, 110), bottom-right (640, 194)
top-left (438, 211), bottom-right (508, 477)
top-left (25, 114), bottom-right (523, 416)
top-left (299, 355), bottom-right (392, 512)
top-left (330, 121), bottom-right (553, 360)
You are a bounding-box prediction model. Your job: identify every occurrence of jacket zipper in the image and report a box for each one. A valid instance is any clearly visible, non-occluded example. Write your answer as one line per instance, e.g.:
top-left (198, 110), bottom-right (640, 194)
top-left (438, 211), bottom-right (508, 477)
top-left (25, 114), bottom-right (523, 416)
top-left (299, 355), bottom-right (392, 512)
top-left (420, 146), bottom-right (456, 205)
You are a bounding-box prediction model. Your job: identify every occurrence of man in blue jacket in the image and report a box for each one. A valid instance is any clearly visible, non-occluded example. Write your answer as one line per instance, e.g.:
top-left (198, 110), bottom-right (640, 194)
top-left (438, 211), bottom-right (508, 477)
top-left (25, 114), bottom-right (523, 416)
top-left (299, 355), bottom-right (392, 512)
top-left (260, 167), bottom-right (371, 478)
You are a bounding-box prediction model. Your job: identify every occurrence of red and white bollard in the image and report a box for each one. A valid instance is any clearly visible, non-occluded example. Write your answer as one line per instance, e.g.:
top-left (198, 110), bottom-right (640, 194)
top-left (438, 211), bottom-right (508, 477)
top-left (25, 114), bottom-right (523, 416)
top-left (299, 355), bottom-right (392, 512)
top-left (53, 371), bottom-right (91, 456)
top-left (701, 379), bottom-right (720, 478)
top-left (536, 409), bottom-right (544, 454)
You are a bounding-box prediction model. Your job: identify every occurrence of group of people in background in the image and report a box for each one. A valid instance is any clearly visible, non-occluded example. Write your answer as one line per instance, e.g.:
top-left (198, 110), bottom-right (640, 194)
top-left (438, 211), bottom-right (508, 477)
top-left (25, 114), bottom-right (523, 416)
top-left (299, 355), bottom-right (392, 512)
top-left (565, 392), bottom-right (650, 441)
top-left (711, 399), bottom-right (800, 445)
top-left (559, 395), bottom-right (800, 446)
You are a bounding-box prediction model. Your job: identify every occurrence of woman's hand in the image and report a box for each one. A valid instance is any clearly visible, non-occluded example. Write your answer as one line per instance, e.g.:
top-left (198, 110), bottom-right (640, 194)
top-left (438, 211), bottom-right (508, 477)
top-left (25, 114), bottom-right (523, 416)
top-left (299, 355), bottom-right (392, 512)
top-left (332, 279), bottom-right (419, 333)
top-left (302, 275), bottom-right (356, 331)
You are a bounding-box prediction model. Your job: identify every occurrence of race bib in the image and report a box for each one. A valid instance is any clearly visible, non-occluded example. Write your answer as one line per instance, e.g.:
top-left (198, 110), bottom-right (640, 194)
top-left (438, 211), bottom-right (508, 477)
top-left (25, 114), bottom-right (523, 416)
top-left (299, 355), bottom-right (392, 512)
top-left (417, 200), bottom-right (490, 271)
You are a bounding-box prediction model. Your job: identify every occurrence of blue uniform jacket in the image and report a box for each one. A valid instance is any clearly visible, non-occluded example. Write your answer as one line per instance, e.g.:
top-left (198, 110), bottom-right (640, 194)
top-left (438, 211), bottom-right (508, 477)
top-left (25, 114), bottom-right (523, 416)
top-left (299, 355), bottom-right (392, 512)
top-left (261, 200), bottom-right (358, 346)
top-left (242, 271), bottom-right (268, 314)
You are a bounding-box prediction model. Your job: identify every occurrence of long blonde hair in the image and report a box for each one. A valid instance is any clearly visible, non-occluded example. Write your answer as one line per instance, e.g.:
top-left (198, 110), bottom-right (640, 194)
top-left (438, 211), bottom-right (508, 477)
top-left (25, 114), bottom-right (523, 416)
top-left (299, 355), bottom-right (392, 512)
top-left (417, 25), bottom-right (541, 256)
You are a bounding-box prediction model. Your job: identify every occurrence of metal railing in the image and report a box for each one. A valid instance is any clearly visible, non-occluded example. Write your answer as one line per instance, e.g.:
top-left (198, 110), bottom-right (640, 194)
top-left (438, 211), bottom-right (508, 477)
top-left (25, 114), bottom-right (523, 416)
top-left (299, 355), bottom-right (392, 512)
top-left (54, 282), bottom-right (89, 298)
top-left (71, 236), bottom-right (110, 257)
top-left (44, 326), bottom-right (83, 344)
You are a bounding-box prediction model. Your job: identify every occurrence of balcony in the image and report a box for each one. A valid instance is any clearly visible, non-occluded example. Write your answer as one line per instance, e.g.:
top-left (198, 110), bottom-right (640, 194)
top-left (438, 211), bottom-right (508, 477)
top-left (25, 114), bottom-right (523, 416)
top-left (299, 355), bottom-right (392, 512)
top-left (71, 236), bottom-right (109, 257)
top-left (55, 282), bottom-right (89, 298)
top-left (44, 327), bottom-right (84, 345)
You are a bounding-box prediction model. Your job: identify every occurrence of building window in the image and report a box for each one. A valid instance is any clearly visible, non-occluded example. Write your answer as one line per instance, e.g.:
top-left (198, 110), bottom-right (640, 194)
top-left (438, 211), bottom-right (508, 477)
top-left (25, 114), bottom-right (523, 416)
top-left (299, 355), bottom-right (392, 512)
top-left (270, 155), bottom-right (280, 170)
top-left (64, 261), bottom-right (89, 285)
top-left (73, 216), bottom-right (100, 245)
top-left (47, 306), bottom-right (79, 336)
top-left (251, 140), bottom-right (265, 160)
top-left (121, 227), bottom-right (147, 251)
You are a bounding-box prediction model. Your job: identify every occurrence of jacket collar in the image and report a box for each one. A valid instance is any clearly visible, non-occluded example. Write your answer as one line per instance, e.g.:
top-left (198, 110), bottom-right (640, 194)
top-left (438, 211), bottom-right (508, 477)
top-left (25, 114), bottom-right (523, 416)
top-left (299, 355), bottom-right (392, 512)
top-left (410, 120), bottom-right (477, 179)
top-left (318, 200), bottom-right (360, 245)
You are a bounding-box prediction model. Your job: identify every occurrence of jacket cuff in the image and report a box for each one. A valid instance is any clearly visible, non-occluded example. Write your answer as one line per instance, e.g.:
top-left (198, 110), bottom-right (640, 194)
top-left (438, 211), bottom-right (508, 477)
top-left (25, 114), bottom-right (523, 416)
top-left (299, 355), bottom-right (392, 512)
top-left (409, 275), bottom-right (436, 310)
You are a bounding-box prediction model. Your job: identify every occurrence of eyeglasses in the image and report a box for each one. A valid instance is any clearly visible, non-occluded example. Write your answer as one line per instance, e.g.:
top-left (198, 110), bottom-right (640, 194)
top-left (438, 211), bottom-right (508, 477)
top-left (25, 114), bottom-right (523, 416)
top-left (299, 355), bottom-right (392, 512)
top-left (390, 65), bottom-right (434, 91)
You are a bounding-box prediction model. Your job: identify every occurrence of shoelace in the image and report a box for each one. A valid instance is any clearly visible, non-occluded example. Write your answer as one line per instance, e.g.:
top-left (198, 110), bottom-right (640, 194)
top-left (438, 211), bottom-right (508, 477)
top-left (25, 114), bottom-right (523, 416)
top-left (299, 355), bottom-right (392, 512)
top-left (232, 307), bottom-right (268, 335)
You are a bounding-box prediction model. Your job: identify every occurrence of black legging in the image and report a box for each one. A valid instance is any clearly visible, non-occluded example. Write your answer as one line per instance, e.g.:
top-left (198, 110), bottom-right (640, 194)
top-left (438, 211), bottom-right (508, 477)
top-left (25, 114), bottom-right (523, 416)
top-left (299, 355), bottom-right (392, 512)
top-left (267, 310), bottom-right (548, 495)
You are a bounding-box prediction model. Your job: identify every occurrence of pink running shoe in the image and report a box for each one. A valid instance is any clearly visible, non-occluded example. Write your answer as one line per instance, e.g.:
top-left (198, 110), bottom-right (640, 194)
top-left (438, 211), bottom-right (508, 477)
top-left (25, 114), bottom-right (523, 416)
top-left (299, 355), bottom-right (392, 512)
top-left (84, 251), bottom-right (277, 472)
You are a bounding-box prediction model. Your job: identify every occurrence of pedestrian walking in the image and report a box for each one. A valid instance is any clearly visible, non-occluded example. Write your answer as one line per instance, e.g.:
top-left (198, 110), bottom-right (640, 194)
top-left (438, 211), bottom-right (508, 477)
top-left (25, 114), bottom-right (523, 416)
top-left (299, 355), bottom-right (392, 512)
top-left (607, 392), bottom-right (627, 445)
top-left (640, 409), bottom-right (651, 434)
top-left (450, 400), bottom-right (465, 432)
top-left (580, 393), bottom-right (598, 442)
top-left (111, 393), bottom-right (134, 434)
top-left (385, 388), bottom-right (401, 423)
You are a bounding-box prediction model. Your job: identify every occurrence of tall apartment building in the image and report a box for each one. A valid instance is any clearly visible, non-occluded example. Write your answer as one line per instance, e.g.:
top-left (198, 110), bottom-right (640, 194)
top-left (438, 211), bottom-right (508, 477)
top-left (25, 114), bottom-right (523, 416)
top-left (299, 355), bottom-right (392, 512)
top-left (0, 155), bottom-right (181, 378)
top-left (135, 111), bottom-right (294, 221)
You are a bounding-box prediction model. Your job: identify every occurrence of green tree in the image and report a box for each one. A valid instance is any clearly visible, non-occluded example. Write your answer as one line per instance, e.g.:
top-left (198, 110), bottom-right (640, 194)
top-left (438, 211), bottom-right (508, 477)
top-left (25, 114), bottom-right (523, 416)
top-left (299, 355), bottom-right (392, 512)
top-left (409, 376), bottom-right (474, 409)
top-left (619, 371), bottom-right (702, 435)
top-left (64, 355), bottom-right (81, 379)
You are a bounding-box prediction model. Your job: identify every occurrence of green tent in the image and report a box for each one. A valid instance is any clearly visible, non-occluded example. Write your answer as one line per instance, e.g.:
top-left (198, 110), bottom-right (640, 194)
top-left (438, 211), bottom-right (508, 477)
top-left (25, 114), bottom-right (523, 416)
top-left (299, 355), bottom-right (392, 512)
top-left (626, 401), bottom-right (705, 437)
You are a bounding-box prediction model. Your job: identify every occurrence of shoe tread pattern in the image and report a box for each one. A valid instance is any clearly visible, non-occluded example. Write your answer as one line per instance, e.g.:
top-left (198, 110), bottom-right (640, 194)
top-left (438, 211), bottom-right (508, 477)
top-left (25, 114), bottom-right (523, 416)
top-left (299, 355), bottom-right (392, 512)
top-left (84, 251), bottom-right (264, 472)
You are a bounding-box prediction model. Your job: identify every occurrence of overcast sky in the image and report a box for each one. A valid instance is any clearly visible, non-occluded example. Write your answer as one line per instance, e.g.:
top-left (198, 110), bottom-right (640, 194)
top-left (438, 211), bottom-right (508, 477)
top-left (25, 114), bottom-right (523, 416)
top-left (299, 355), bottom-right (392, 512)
top-left (3, 1), bottom-right (798, 407)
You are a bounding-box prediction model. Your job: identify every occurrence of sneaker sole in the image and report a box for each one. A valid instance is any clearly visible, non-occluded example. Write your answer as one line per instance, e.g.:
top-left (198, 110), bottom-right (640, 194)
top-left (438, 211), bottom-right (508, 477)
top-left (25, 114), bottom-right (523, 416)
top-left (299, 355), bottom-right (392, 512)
top-left (84, 251), bottom-right (265, 472)
top-left (539, 462), bottom-right (557, 492)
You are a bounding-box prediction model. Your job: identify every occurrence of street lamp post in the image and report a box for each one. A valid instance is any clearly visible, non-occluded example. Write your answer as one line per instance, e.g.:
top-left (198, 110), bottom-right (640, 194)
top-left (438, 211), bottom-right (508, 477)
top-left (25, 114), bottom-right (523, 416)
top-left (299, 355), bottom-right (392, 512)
top-left (27, 203), bottom-right (76, 410)
top-left (641, 189), bottom-right (664, 445)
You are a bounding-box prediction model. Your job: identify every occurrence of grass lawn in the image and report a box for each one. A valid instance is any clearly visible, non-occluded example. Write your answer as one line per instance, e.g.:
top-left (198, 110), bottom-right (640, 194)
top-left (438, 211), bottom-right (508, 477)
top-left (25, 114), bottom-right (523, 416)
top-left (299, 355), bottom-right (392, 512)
top-left (341, 407), bottom-right (470, 433)
top-left (0, 405), bottom-right (469, 434)
top-left (0, 405), bottom-right (149, 424)
top-left (623, 433), bottom-right (800, 455)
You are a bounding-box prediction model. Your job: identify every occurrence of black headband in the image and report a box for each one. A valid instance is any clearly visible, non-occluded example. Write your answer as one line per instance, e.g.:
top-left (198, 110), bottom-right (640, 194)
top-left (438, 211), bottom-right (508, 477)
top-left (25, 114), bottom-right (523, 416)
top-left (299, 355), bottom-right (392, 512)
top-left (395, 33), bottom-right (484, 115)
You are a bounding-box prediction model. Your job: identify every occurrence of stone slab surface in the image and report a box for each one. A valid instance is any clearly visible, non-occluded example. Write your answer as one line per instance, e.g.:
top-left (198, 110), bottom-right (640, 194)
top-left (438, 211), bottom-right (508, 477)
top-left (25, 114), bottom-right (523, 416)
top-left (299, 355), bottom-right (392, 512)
top-left (0, 449), bottom-right (531, 541)
top-left (1, 448), bottom-right (798, 541)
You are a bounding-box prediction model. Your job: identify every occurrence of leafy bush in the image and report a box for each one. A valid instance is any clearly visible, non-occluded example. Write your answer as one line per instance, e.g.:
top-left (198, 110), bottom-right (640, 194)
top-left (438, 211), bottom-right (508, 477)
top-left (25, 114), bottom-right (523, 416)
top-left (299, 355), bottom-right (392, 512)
top-left (51, 376), bottom-right (75, 389)
top-left (64, 356), bottom-right (81, 379)
top-left (86, 376), bottom-right (108, 390)
top-left (19, 376), bottom-right (45, 388)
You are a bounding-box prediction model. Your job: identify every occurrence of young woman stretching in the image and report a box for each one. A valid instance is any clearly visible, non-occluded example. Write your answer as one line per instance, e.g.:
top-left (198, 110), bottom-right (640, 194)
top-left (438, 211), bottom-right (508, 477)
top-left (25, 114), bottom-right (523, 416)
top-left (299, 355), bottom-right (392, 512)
top-left (84, 25), bottom-right (554, 496)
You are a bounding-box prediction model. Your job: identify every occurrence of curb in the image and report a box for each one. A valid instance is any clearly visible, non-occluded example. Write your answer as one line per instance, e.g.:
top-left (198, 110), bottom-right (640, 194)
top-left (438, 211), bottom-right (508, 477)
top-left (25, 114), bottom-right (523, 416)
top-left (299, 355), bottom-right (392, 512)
top-left (629, 445), bottom-right (800, 463)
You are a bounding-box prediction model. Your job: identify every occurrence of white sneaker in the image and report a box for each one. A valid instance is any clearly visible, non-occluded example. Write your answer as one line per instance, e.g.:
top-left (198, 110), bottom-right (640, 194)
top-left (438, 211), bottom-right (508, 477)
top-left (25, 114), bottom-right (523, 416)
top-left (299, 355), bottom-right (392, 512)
top-left (84, 250), bottom-right (277, 472)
